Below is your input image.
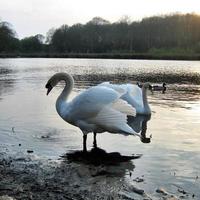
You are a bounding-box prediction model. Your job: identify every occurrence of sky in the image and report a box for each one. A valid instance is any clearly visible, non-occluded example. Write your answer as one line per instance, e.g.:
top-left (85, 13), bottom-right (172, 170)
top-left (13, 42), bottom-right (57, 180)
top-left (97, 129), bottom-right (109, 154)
top-left (1, 0), bottom-right (200, 39)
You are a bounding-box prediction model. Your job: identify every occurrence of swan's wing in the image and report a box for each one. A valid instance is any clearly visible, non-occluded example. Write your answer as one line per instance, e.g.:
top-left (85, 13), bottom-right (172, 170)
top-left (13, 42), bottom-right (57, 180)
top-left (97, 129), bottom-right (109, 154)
top-left (69, 86), bottom-right (135, 120)
top-left (90, 104), bottom-right (138, 135)
top-left (99, 82), bottom-right (143, 109)
top-left (98, 82), bottom-right (127, 96)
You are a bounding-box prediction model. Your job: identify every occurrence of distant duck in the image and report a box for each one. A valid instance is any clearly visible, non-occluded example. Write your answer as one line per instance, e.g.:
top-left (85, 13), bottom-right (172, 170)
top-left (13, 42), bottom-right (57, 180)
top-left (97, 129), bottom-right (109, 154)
top-left (45, 73), bottom-right (139, 152)
top-left (152, 83), bottom-right (166, 93)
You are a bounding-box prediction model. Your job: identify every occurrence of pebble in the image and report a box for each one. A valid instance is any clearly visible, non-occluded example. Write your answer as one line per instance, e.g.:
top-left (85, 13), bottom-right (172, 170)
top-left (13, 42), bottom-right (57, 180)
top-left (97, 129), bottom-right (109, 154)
top-left (129, 185), bottom-right (144, 195)
top-left (156, 188), bottom-right (168, 195)
top-left (0, 195), bottom-right (16, 200)
top-left (133, 177), bottom-right (144, 183)
top-left (177, 188), bottom-right (187, 194)
top-left (27, 150), bottom-right (34, 154)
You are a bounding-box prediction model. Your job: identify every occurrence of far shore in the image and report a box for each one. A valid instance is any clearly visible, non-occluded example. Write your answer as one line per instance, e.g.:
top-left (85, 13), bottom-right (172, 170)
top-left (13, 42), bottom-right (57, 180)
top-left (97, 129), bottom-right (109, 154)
top-left (1, 53), bottom-right (200, 60)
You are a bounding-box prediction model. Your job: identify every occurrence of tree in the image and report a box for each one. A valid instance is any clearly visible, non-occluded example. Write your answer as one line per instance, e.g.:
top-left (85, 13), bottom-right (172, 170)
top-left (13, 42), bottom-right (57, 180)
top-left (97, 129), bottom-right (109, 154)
top-left (46, 28), bottom-right (56, 44)
top-left (0, 21), bottom-right (19, 52)
top-left (20, 34), bottom-right (44, 52)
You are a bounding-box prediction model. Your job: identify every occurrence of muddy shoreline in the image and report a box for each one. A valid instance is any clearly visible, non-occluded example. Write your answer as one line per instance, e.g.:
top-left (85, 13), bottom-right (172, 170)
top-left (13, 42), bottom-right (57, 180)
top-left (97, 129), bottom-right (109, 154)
top-left (0, 147), bottom-right (190, 200)
top-left (0, 148), bottom-right (145, 200)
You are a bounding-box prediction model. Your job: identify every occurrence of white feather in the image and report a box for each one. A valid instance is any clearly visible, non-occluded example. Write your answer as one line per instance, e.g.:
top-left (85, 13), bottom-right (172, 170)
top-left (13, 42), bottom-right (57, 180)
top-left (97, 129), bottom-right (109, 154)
top-left (91, 106), bottom-right (137, 135)
top-left (112, 99), bottom-right (136, 117)
top-left (99, 82), bottom-right (151, 115)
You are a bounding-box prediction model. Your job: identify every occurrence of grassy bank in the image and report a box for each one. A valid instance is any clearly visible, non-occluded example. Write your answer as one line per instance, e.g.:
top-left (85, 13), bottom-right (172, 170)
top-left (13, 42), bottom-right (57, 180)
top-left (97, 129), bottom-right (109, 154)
top-left (1, 52), bottom-right (200, 60)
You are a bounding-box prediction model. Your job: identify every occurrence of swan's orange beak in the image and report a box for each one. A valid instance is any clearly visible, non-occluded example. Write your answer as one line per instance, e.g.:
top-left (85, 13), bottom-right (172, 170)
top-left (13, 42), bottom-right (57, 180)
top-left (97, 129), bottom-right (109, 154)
top-left (45, 83), bottom-right (52, 95)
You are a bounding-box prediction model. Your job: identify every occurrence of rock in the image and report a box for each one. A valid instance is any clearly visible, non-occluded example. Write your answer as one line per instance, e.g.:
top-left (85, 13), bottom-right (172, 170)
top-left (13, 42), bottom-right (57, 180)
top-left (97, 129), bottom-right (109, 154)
top-left (129, 185), bottom-right (144, 195)
top-left (118, 191), bottom-right (134, 200)
top-left (177, 188), bottom-right (187, 194)
top-left (133, 177), bottom-right (144, 183)
top-left (156, 188), bottom-right (168, 195)
top-left (41, 135), bottom-right (50, 139)
top-left (27, 150), bottom-right (34, 154)
top-left (162, 197), bottom-right (178, 200)
top-left (0, 195), bottom-right (16, 200)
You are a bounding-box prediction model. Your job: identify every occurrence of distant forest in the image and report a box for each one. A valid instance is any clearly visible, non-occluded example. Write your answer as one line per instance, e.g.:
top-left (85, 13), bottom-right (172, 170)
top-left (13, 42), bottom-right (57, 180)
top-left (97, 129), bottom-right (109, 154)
top-left (1, 13), bottom-right (200, 57)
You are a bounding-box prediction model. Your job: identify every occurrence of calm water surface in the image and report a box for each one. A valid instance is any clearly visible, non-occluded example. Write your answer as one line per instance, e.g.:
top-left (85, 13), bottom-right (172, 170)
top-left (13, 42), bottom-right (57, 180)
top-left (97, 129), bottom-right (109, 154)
top-left (0, 58), bottom-right (200, 198)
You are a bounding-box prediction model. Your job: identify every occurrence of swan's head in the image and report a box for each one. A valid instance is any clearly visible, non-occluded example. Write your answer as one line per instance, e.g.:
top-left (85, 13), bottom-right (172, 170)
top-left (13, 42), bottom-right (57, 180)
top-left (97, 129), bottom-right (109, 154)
top-left (45, 72), bottom-right (73, 95)
top-left (45, 74), bottom-right (61, 95)
top-left (45, 78), bottom-right (56, 95)
top-left (45, 82), bottom-right (53, 95)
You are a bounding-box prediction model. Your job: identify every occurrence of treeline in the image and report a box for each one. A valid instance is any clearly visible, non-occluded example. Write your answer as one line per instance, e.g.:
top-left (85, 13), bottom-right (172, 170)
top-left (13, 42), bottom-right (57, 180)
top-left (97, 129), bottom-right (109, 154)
top-left (1, 13), bottom-right (200, 56)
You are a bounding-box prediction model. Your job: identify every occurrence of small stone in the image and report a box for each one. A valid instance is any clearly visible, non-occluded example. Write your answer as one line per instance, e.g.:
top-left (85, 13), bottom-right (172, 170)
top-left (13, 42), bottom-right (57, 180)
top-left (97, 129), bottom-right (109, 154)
top-left (177, 188), bottom-right (187, 194)
top-left (41, 135), bottom-right (50, 139)
top-left (133, 177), bottom-right (144, 183)
top-left (11, 127), bottom-right (15, 133)
top-left (156, 188), bottom-right (168, 195)
top-left (27, 150), bottom-right (34, 154)
top-left (129, 185), bottom-right (144, 195)
top-left (0, 195), bottom-right (16, 200)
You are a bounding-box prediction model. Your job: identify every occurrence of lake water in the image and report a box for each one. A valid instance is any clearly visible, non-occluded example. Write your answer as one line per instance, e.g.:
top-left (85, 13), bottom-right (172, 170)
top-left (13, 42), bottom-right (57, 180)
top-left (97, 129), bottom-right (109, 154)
top-left (0, 58), bottom-right (200, 199)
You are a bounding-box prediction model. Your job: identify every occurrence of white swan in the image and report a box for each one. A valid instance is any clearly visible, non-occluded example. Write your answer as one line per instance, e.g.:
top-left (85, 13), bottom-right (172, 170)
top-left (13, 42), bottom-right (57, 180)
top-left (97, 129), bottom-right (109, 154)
top-left (99, 82), bottom-right (152, 115)
top-left (45, 73), bottom-right (139, 152)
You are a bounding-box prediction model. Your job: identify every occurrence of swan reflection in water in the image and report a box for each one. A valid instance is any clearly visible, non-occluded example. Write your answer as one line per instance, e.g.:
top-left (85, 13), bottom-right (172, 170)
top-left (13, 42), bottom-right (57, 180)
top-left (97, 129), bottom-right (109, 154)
top-left (63, 115), bottom-right (151, 168)
top-left (128, 114), bottom-right (152, 144)
top-left (92, 114), bottom-right (152, 149)
top-left (62, 147), bottom-right (139, 178)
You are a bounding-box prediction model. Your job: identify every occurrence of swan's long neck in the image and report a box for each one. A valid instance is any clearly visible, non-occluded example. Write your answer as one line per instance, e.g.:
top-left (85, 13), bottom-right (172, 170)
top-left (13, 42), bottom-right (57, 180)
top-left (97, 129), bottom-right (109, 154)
top-left (142, 87), bottom-right (151, 115)
top-left (56, 73), bottom-right (74, 114)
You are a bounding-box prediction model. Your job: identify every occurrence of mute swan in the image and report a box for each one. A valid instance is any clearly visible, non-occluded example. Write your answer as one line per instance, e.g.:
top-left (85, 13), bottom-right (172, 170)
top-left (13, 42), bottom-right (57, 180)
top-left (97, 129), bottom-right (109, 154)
top-left (45, 73), bottom-right (139, 152)
top-left (99, 82), bottom-right (152, 115)
top-left (137, 82), bottom-right (153, 93)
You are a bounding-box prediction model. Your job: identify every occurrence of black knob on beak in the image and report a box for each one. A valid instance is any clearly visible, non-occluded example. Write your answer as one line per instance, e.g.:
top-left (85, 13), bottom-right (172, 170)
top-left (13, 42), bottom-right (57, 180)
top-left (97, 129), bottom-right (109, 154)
top-left (45, 83), bottom-right (53, 95)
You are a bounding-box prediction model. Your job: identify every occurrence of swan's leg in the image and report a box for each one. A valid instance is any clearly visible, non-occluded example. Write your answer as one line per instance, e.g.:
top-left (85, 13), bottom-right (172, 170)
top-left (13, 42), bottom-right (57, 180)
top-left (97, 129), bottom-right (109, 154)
top-left (83, 133), bottom-right (87, 152)
top-left (93, 132), bottom-right (97, 148)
